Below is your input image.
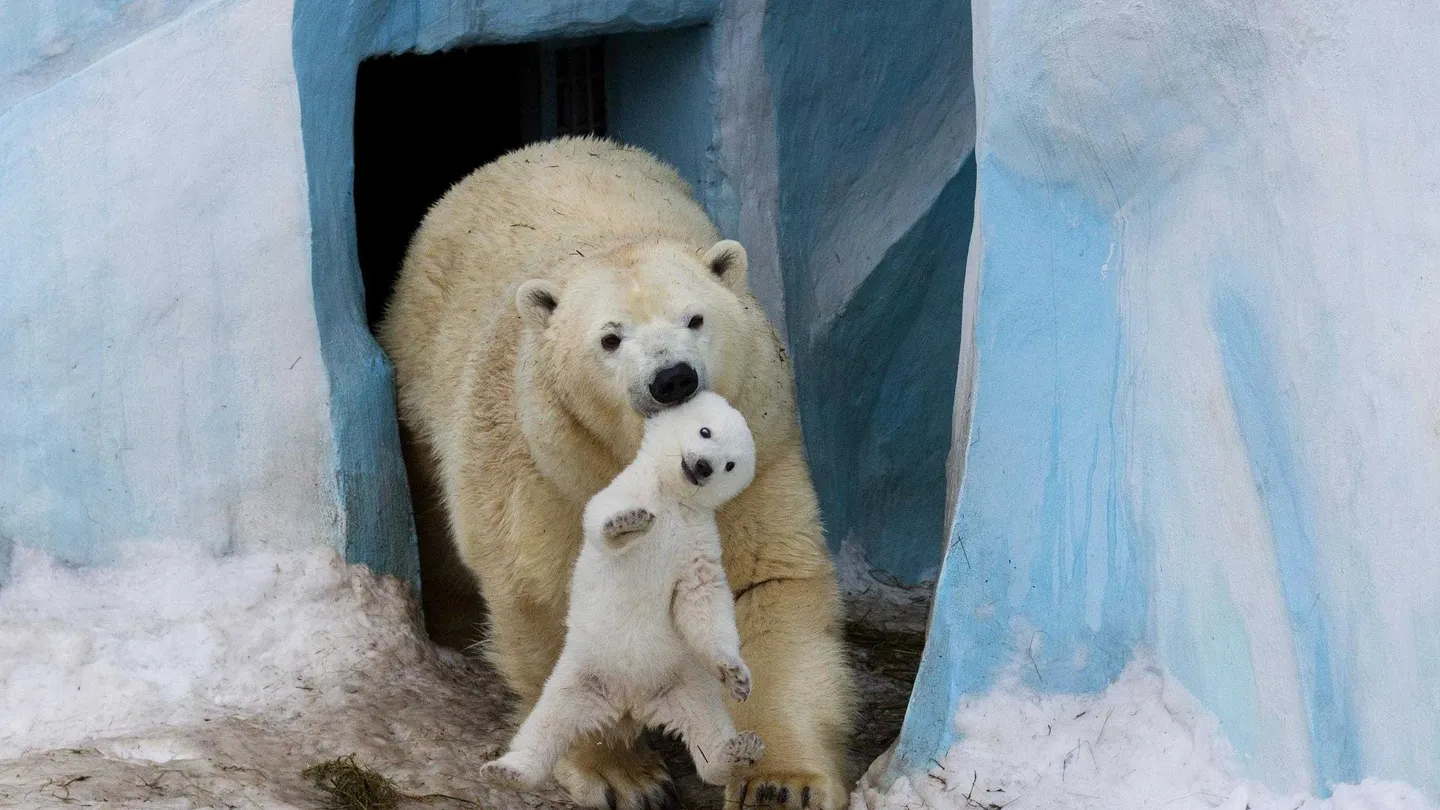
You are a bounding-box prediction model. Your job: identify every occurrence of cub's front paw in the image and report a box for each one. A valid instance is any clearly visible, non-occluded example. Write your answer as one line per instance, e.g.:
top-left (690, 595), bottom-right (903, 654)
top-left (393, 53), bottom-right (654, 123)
top-left (716, 658), bottom-right (752, 701)
top-left (603, 507), bottom-right (655, 544)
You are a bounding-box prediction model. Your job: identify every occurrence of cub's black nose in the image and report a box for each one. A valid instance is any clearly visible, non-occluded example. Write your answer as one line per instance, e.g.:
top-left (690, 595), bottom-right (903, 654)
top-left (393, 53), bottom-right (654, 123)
top-left (649, 362), bottom-right (699, 406)
top-left (692, 458), bottom-right (713, 480)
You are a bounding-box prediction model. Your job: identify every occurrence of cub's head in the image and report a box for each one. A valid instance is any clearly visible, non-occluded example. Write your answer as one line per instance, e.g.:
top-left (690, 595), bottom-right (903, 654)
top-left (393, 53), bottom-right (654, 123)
top-left (642, 391), bottom-right (756, 509)
top-left (515, 239), bottom-right (749, 424)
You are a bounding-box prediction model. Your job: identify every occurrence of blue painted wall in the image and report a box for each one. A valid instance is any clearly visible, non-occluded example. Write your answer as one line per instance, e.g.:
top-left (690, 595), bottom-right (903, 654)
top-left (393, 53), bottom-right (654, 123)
top-left (891, 157), bottom-right (1147, 777)
top-left (763, 0), bottom-right (976, 583)
top-left (797, 162), bottom-right (974, 581)
top-left (2, 0), bottom-right (344, 578)
top-left (893, 0), bottom-right (1440, 801)
top-left (0, 0), bottom-right (211, 112)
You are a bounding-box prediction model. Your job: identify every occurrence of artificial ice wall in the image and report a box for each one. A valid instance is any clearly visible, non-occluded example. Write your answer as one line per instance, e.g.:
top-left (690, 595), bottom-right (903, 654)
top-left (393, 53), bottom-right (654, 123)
top-left (0, 0), bottom-right (967, 594)
top-left (894, 0), bottom-right (1440, 801)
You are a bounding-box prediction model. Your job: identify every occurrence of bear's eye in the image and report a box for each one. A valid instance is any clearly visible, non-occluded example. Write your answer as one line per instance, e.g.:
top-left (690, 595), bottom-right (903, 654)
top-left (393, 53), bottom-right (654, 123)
top-left (688, 314), bottom-right (704, 330)
top-left (699, 427), bottom-right (711, 439)
top-left (600, 334), bottom-right (621, 352)
top-left (725, 461), bottom-right (735, 472)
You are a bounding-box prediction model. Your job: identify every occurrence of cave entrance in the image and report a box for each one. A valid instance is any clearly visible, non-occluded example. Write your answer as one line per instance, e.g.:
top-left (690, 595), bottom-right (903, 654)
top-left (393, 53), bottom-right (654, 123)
top-left (354, 40), bottom-right (608, 331)
top-left (353, 30), bottom-right (711, 648)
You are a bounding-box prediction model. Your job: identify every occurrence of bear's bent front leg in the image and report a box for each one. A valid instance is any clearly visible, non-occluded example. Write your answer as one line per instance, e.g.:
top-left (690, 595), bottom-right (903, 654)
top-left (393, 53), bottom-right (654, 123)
top-left (724, 574), bottom-right (854, 810)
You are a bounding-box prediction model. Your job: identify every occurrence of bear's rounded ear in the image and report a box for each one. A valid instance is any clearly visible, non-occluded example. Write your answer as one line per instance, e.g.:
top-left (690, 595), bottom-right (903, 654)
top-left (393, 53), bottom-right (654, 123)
top-left (702, 240), bottom-right (748, 295)
top-left (516, 279), bottom-right (560, 330)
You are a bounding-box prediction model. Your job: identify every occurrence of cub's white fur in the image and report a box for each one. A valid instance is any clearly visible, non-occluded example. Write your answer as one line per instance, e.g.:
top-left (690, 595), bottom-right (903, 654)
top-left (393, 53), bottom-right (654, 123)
top-left (481, 392), bottom-right (764, 789)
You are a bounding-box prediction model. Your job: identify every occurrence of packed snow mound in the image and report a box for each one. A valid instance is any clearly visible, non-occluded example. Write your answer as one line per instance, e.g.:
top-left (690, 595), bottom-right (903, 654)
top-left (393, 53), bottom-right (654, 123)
top-left (0, 543), bottom-right (548, 809)
top-left (0, 543), bottom-right (432, 756)
top-left (853, 659), bottom-right (1435, 810)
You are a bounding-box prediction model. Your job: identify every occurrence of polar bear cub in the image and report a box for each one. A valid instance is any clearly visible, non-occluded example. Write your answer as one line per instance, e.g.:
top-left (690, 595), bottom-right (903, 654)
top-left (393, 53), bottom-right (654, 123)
top-left (481, 391), bottom-right (764, 789)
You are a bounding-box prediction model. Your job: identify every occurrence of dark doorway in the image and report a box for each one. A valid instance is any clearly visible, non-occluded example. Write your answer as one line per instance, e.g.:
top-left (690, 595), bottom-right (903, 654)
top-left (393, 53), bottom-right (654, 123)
top-left (354, 40), bottom-right (610, 648)
top-left (353, 40), bottom-right (610, 331)
top-left (354, 44), bottom-right (537, 330)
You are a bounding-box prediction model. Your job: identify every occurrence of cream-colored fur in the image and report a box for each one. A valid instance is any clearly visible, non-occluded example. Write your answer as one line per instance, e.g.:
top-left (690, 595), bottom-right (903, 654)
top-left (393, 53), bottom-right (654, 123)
top-left (481, 392), bottom-right (764, 790)
top-left (379, 136), bottom-right (854, 810)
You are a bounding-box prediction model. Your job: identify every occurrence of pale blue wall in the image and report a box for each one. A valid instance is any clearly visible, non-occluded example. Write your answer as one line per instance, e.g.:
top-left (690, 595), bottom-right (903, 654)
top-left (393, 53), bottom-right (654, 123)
top-left (2, 0), bottom-right (971, 591)
top-left (894, 0), bottom-right (1440, 801)
top-left (0, 0), bottom-right (210, 113)
top-left (1, 0), bottom-right (343, 580)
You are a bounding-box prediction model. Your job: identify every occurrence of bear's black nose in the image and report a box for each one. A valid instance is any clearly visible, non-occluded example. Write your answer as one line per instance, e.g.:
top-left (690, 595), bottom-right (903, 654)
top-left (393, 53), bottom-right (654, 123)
top-left (649, 362), bottom-right (699, 406)
top-left (692, 458), bottom-right (713, 480)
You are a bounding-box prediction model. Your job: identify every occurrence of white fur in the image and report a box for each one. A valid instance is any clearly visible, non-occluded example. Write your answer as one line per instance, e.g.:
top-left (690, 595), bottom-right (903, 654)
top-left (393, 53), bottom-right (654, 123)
top-left (481, 392), bottom-right (764, 789)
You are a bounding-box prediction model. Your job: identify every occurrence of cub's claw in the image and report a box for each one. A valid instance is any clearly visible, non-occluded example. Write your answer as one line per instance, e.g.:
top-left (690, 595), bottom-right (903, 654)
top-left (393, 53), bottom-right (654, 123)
top-left (720, 731), bottom-right (765, 769)
top-left (479, 757), bottom-right (539, 789)
top-left (717, 659), bottom-right (752, 701)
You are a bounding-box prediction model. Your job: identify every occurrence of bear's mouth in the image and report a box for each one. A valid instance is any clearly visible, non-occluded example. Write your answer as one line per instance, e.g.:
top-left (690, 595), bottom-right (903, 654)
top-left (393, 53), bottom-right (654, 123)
top-left (681, 459), bottom-right (702, 487)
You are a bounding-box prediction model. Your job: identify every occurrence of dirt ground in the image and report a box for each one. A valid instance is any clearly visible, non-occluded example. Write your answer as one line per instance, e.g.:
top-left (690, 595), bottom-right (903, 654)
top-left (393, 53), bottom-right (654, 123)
top-left (0, 574), bottom-right (930, 810)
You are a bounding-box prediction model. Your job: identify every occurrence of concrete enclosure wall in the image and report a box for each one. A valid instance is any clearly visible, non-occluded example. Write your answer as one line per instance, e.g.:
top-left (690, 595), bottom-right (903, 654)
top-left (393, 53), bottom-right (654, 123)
top-left (1, 0), bottom-right (340, 580)
top-left (2, 0), bottom-right (974, 591)
top-left (763, 0), bottom-right (975, 583)
top-left (894, 0), bottom-right (1440, 801)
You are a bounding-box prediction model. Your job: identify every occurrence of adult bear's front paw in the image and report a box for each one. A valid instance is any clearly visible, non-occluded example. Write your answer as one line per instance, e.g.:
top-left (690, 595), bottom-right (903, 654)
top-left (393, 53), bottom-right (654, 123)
top-left (552, 735), bottom-right (678, 810)
top-left (727, 770), bottom-right (843, 810)
top-left (602, 507), bottom-right (655, 545)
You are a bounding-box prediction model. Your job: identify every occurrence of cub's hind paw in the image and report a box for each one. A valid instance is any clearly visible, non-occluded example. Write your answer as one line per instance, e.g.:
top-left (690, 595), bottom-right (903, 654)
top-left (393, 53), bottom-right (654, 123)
top-left (717, 659), bottom-right (752, 701)
top-left (479, 756), bottom-right (542, 789)
top-left (721, 731), bottom-right (765, 768)
top-left (603, 507), bottom-right (655, 543)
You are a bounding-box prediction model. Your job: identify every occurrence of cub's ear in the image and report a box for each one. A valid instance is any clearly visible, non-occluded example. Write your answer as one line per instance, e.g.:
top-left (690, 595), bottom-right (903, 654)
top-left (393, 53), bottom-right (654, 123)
top-left (702, 240), bottom-right (748, 295)
top-left (516, 279), bottom-right (560, 330)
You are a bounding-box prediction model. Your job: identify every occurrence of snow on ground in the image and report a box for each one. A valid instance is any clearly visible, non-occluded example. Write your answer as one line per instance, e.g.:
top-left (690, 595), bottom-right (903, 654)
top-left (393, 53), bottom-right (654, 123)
top-left (0, 539), bottom-right (928, 810)
top-left (853, 658), bottom-right (1435, 810)
top-left (0, 543), bottom-right (552, 809)
top-left (3, 541), bottom-right (1431, 810)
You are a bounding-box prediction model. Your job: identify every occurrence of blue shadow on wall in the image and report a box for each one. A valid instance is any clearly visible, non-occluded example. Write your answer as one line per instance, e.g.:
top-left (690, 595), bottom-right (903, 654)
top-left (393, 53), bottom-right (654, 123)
top-left (798, 160), bottom-right (975, 581)
top-left (290, 0), bottom-right (721, 590)
top-left (764, 0), bottom-right (976, 584)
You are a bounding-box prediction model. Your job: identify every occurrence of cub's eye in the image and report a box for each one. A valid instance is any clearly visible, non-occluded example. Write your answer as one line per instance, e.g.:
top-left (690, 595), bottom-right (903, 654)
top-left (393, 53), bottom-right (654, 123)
top-left (600, 334), bottom-right (621, 352)
top-left (688, 315), bottom-right (704, 330)
top-left (699, 427), bottom-right (711, 439)
top-left (725, 461), bottom-right (735, 472)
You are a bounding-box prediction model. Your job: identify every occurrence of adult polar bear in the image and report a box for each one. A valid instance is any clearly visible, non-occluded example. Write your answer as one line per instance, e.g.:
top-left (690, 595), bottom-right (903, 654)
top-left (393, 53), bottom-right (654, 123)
top-left (379, 136), bottom-right (854, 810)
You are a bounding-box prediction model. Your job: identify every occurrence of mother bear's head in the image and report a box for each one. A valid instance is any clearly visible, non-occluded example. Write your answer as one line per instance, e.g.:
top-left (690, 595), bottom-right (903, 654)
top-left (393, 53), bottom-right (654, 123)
top-left (512, 238), bottom-right (781, 496)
